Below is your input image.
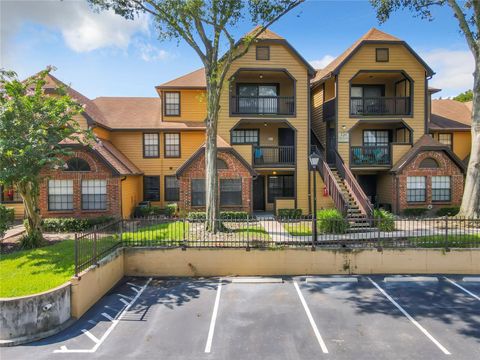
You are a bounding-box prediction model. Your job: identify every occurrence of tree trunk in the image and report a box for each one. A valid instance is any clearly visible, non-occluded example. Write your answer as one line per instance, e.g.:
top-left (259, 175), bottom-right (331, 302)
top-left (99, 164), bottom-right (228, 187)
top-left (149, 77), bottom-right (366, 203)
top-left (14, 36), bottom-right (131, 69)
top-left (17, 180), bottom-right (43, 247)
top-left (205, 75), bottom-right (221, 232)
top-left (459, 58), bottom-right (480, 218)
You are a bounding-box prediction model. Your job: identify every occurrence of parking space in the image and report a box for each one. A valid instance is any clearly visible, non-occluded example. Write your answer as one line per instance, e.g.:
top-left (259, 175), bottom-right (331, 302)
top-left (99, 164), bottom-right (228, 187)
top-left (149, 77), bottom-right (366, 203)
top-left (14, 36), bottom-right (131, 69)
top-left (1, 275), bottom-right (479, 360)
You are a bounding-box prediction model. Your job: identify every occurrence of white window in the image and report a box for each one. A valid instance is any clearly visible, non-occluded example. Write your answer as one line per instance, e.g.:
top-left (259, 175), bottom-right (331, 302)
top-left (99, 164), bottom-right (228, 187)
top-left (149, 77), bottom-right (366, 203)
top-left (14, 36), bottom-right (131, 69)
top-left (143, 133), bottom-right (159, 158)
top-left (164, 133), bottom-right (180, 158)
top-left (164, 92), bottom-right (180, 116)
top-left (82, 180), bottom-right (107, 210)
top-left (432, 176), bottom-right (451, 202)
top-left (48, 180), bottom-right (73, 210)
top-left (406, 176), bottom-right (426, 202)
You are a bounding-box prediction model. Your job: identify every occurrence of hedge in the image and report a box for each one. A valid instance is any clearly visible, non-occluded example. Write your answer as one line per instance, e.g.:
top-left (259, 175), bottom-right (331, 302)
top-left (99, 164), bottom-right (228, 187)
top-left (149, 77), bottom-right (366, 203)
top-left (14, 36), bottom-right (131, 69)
top-left (436, 207), bottom-right (460, 217)
top-left (317, 209), bottom-right (349, 234)
top-left (402, 208), bottom-right (429, 217)
top-left (41, 216), bottom-right (115, 233)
top-left (277, 208), bottom-right (302, 219)
top-left (186, 211), bottom-right (249, 221)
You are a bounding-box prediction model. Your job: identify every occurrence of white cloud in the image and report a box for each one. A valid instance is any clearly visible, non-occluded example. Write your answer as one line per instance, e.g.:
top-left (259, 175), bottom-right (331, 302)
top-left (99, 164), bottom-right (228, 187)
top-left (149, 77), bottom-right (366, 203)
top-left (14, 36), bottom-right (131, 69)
top-left (309, 55), bottom-right (336, 69)
top-left (136, 41), bottom-right (171, 62)
top-left (1, 0), bottom-right (150, 52)
top-left (420, 49), bottom-right (474, 98)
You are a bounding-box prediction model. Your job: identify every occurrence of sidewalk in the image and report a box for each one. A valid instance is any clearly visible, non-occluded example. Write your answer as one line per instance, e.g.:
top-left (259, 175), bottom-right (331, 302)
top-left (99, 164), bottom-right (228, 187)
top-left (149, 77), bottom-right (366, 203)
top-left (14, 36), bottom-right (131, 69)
top-left (1, 224), bottom-right (25, 241)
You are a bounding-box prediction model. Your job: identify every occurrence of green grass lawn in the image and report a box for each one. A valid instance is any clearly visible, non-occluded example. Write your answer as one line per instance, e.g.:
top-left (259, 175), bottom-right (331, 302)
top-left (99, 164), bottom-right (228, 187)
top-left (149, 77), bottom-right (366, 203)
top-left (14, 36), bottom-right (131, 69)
top-left (283, 223), bottom-right (312, 236)
top-left (0, 240), bottom-right (75, 298)
top-left (233, 225), bottom-right (271, 240)
top-left (409, 234), bottom-right (480, 248)
top-left (122, 221), bottom-right (188, 245)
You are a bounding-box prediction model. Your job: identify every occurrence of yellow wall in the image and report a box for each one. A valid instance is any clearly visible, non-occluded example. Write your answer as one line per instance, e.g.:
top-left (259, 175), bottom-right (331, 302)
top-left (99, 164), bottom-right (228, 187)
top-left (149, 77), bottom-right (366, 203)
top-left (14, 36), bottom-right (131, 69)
top-left (310, 171), bottom-right (335, 210)
top-left (218, 42), bottom-right (311, 213)
top-left (110, 130), bottom-right (205, 207)
top-left (73, 114), bottom-right (89, 131)
top-left (121, 175), bottom-right (142, 218)
top-left (162, 89), bottom-right (207, 122)
top-left (392, 144), bottom-right (412, 165)
top-left (3, 203), bottom-right (24, 220)
top-left (376, 172), bottom-right (393, 205)
top-left (93, 126), bottom-right (111, 140)
top-left (311, 85), bottom-right (326, 149)
top-left (337, 43), bottom-right (427, 167)
top-left (275, 198), bottom-right (295, 214)
top-left (432, 131), bottom-right (471, 161)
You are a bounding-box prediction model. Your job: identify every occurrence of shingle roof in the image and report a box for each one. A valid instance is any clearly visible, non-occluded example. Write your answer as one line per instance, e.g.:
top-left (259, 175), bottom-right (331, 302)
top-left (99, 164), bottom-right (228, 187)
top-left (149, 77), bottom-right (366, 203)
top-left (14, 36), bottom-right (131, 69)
top-left (156, 68), bottom-right (206, 89)
top-left (92, 97), bottom-right (206, 130)
top-left (430, 99), bottom-right (471, 131)
top-left (391, 134), bottom-right (465, 173)
top-left (311, 28), bottom-right (433, 86)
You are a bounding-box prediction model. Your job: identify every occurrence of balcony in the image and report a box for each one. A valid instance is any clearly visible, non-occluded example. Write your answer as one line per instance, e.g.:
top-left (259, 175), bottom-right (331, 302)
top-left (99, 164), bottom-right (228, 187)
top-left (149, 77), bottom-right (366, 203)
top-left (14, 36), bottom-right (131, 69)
top-left (351, 145), bottom-right (391, 167)
top-left (230, 96), bottom-right (295, 115)
top-left (253, 146), bottom-right (295, 167)
top-left (350, 97), bottom-right (411, 116)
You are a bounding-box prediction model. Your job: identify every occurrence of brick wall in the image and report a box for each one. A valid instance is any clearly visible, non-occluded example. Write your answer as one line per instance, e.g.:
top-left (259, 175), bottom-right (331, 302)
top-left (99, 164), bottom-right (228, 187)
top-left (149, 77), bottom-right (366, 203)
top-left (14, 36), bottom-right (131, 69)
top-left (395, 150), bottom-right (464, 214)
top-left (39, 149), bottom-right (122, 218)
top-left (178, 150), bottom-right (253, 213)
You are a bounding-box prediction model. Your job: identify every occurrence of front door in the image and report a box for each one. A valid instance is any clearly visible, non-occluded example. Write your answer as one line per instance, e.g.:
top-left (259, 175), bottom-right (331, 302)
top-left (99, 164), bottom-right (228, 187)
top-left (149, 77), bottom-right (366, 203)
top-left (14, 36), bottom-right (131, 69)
top-left (253, 176), bottom-right (265, 211)
top-left (326, 127), bottom-right (336, 165)
top-left (278, 128), bottom-right (295, 164)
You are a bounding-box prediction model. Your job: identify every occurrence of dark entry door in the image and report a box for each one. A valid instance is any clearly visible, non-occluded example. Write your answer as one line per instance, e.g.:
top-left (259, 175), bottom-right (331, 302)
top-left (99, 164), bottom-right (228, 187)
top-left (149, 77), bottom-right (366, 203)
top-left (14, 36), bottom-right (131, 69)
top-left (357, 175), bottom-right (377, 204)
top-left (326, 127), bottom-right (336, 165)
top-left (253, 176), bottom-right (265, 211)
top-left (278, 128), bottom-right (295, 164)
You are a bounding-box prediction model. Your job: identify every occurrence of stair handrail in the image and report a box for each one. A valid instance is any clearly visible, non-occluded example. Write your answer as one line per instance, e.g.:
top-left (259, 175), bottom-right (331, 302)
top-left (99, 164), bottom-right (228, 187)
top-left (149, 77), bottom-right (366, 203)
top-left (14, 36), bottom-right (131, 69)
top-left (333, 150), bottom-right (373, 217)
top-left (313, 151), bottom-right (348, 216)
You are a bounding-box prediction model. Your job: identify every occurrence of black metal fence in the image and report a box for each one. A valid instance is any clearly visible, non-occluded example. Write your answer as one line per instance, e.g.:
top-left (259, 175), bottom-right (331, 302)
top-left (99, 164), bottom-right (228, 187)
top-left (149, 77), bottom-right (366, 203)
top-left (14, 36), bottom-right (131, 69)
top-left (74, 216), bottom-right (480, 275)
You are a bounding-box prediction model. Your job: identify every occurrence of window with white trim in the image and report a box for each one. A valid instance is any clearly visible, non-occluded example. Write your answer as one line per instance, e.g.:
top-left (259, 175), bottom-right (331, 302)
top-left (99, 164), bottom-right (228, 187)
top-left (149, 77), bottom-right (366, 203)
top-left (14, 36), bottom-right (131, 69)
top-left (82, 180), bottom-right (107, 210)
top-left (406, 176), bottom-right (426, 202)
top-left (48, 180), bottom-right (73, 210)
top-left (164, 92), bottom-right (180, 116)
top-left (143, 133), bottom-right (159, 158)
top-left (432, 176), bottom-right (451, 202)
top-left (164, 133), bottom-right (180, 158)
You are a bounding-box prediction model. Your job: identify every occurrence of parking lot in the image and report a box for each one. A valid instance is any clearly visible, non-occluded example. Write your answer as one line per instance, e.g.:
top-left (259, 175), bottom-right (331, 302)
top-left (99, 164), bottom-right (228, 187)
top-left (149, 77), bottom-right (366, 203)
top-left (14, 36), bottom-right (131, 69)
top-left (2, 275), bottom-right (479, 360)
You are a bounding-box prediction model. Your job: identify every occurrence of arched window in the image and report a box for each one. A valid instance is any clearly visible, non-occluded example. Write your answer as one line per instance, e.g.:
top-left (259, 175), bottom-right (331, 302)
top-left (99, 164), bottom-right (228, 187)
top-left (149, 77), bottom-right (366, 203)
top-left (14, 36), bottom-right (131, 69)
top-left (419, 157), bottom-right (439, 169)
top-left (65, 158), bottom-right (90, 172)
top-left (217, 158), bottom-right (228, 170)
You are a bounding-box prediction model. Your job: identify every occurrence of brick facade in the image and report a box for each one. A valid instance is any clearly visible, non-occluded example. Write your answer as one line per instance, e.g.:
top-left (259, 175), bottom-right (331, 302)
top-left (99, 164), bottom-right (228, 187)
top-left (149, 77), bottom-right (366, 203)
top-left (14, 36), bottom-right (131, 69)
top-left (178, 150), bottom-right (253, 213)
top-left (394, 150), bottom-right (464, 214)
top-left (39, 149), bottom-right (122, 218)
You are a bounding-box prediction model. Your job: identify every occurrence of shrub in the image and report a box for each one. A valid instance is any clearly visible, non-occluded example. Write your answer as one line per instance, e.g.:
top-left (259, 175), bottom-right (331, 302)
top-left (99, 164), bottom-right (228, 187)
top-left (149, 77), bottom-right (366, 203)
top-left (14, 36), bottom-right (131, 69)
top-left (317, 209), bottom-right (349, 234)
top-left (403, 208), bottom-right (428, 217)
top-left (0, 204), bottom-right (14, 238)
top-left (374, 209), bottom-right (395, 232)
top-left (41, 216), bottom-right (114, 232)
top-left (436, 207), bottom-right (460, 217)
top-left (165, 203), bottom-right (178, 217)
top-left (277, 208), bottom-right (302, 219)
top-left (220, 211), bottom-right (249, 220)
top-left (187, 211), bottom-right (206, 221)
top-left (134, 205), bottom-right (165, 218)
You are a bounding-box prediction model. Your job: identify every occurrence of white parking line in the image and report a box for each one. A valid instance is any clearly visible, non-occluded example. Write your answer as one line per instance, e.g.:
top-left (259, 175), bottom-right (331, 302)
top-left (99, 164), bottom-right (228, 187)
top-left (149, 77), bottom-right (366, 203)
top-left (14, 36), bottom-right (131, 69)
top-left (204, 279), bottom-right (222, 353)
top-left (444, 277), bottom-right (480, 301)
top-left (101, 312), bottom-right (114, 321)
top-left (117, 293), bottom-right (133, 301)
top-left (230, 277), bottom-right (283, 283)
top-left (119, 298), bottom-right (130, 306)
top-left (293, 281), bottom-right (329, 354)
top-left (384, 276), bottom-right (438, 283)
top-left (368, 277), bottom-right (451, 355)
top-left (54, 278), bottom-right (152, 354)
top-left (306, 277), bottom-right (358, 283)
top-left (462, 277), bottom-right (480, 282)
top-left (81, 330), bottom-right (100, 344)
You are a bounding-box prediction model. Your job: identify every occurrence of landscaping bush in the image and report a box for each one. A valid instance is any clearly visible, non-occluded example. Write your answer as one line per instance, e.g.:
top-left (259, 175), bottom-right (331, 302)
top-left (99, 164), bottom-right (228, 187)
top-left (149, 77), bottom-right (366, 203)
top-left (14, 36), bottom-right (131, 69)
top-left (165, 203), bottom-right (178, 217)
top-left (277, 208), bottom-right (302, 219)
top-left (0, 204), bottom-right (14, 238)
top-left (402, 208), bottom-right (429, 217)
top-left (436, 207), bottom-right (460, 217)
top-left (133, 205), bottom-right (165, 218)
top-left (41, 216), bottom-right (114, 232)
top-left (317, 209), bottom-right (349, 234)
top-left (374, 209), bottom-right (395, 232)
top-left (187, 211), bottom-right (249, 221)
top-left (187, 211), bottom-right (206, 221)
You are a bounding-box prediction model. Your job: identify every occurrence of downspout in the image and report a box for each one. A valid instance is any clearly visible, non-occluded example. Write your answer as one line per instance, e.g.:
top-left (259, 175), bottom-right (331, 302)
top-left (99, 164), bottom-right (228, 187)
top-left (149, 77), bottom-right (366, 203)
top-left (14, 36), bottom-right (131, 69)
top-left (120, 176), bottom-right (127, 219)
top-left (308, 75), bottom-right (312, 214)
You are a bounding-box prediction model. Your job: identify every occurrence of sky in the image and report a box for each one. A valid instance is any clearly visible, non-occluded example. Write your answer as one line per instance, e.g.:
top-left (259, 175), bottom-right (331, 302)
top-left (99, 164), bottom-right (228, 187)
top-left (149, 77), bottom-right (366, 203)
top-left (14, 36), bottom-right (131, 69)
top-left (0, 0), bottom-right (474, 99)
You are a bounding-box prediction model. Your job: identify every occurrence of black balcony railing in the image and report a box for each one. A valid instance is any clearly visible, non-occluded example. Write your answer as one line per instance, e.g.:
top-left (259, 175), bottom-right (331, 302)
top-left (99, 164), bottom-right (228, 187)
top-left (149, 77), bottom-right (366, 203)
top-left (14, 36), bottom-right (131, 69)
top-left (350, 97), bottom-right (411, 116)
top-left (253, 146), bottom-right (295, 166)
top-left (230, 96), bottom-right (295, 115)
top-left (351, 145), bottom-right (391, 166)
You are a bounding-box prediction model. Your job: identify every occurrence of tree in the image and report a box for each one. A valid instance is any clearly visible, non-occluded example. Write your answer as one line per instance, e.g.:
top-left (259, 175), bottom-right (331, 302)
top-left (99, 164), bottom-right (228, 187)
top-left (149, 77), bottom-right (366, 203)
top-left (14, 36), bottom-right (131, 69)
top-left (370, 0), bottom-right (480, 218)
top-left (454, 89), bottom-right (473, 102)
top-left (0, 68), bottom-right (85, 248)
top-left (87, 0), bottom-right (304, 231)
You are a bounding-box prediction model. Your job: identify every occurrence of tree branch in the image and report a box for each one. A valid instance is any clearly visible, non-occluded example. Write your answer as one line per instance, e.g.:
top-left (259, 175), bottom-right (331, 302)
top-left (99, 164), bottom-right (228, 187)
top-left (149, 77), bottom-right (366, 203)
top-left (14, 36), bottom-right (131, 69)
top-left (447, 0), bottom-right (479, 56)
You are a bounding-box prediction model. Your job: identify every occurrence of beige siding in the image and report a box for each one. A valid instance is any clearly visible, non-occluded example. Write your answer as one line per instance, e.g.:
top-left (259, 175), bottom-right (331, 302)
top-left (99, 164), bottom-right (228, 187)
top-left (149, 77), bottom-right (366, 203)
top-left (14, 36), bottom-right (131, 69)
top-left (311, 86), bottom-right (326, 149)
top-left (392, 144), bottom-right (412, 165)
top-left (376, 172), bottom-right (393, 205)
top-left (233, 145), bottom-right (253, 166)
top-left (162, 89), bottom-right (207, 122)
top-left (121, 175), bottom-right (142, 218)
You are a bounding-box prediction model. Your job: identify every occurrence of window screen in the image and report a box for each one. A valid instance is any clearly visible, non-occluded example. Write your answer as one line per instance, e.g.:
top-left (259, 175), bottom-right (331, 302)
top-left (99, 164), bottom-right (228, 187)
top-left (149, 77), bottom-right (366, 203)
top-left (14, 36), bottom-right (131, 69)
top-left (376, 48), bottom-right (389, 62)
top-left (220, 179), bottom-right (242, 206)
top-left (406, 176), bottom-right (426, 202)
top-left (82, 180), bottom-right (107, 210)
top-left (432, 176), bottom-right (451, 202)
top-left (164, 133), bottom-right (180, 158)
top-left (231, 129), bottom-right (259, 144)
top-left (268, 175), bottom-right (294, 203)
top-left (164, 176), bottom-right (179, 201)
top-left (256, 46), bottom-right (270, 60)
top-left (48, 180), bottom-right (73, 210)
top-left (143, 176), bottom-right (160, 201)
top-left (143, 133), bottom-right (159, 158)
top-left (164, 92), bottom-right (180, 116)
top-left (191, 179), bottom-right (205, 206)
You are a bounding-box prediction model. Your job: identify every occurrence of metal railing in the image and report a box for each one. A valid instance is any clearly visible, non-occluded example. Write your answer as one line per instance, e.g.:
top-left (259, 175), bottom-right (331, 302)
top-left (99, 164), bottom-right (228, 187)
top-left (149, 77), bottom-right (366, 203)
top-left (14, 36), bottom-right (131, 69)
top-left (74, 216), bottom-right (480, 273)
top-left (334, 150), bottom-right (374, 217)
top-left (253, 146), bottom-right (295, 166)
top-left (351, 145), bottom-right (391, 166)
top-left (317, 160), bottom-right (349, 216)
top-left (350, 96), bottom-right (411, 116)
top-left (230, 96), bottom-right (295, 115)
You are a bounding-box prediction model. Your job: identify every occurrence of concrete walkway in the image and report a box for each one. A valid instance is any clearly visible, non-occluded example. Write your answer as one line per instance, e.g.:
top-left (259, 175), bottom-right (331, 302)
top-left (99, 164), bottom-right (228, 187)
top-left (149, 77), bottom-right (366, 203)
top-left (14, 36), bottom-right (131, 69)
top-left (1, 224), bottom-right (25, 241)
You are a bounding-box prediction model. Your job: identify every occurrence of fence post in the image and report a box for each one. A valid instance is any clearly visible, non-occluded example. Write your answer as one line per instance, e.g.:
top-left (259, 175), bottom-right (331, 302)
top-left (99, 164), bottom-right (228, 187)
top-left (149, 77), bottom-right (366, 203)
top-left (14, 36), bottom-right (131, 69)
top-left (74, 233), bottom-right (78, 277)
top-left (119, 219), bottom-right (123, 245)
top-left (182, 217), bottom-right (187, 251)
top-left (444, 216), bottom-right (449, 250)
top-left (246, 215), bottom-right (250, 251)
top-left (93, 226), bottom-right (98, 265)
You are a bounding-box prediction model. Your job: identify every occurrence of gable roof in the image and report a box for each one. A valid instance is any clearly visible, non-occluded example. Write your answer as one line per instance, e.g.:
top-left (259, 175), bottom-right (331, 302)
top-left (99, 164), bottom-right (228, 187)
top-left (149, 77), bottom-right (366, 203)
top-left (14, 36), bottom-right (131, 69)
top-left (311, 28), bottom-right (434, 87)
top-left (391, 134), bottom-right (466, 173)
top-left (430, 99), bottom-right (472, 131)
top-left (92, 97), bottom-right (206, 130)
top-left (43, 73), bottom-right (107, 126)
top-left (156, 68), bottom-right (207, 89)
